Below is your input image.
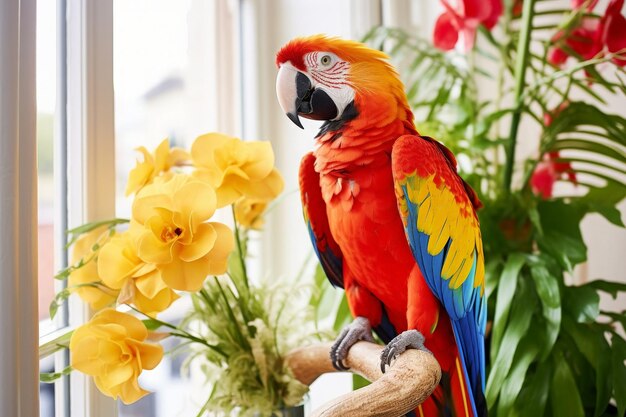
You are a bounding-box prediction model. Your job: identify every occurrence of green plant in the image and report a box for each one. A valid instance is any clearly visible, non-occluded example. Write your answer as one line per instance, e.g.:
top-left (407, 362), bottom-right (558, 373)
top-left (39, 134), bottom-right (314, 415)
top-left (363, 1), bottom-right (626, 415)
top-left (183, 234), bottom-right (312, 417)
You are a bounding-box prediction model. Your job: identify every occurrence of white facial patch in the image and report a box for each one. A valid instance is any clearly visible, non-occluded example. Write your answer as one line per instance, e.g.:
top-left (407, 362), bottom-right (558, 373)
top-left (303, 51), bottom-right (355, 121)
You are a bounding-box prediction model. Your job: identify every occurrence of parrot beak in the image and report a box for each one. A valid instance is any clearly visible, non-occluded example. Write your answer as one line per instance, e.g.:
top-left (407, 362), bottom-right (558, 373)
top-left (276, 64), bottom-right (338, 129)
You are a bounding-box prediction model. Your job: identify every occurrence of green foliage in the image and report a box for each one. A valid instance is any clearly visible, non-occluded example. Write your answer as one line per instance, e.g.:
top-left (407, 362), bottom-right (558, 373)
top-left (363, 1), bottom-right (626, 414)
top-left (184, 250), bottom-right (315, 417)
top-left (40, 365), bottom-right (73, 383)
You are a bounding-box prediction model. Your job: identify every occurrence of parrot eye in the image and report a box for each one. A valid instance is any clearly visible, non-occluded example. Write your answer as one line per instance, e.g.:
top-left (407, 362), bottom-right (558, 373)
top-left (320, 54), bottom-right (332, 66)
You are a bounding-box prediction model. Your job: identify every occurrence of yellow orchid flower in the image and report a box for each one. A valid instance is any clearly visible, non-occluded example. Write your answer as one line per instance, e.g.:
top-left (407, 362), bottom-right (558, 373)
top-left (131, 174), bottom-right (235, 291)
top-left (70, 308), bottom-right (163, 404)
top-left (97, 231), bottom-right (179, 316)
top-left (191, 133), bottom-right (283, 207)
top-left (125, 138), bottom-right (190, 196)
top-left (234, 197), bottom-right (268, 230)
top-left (68, 226), bottom-right (119, 310)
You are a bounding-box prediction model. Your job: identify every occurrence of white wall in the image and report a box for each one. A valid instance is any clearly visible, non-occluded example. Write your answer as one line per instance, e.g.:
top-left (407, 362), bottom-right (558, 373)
top-left (243, 0), bottom-right (625, 366)
top-left (242, 0), bottom-right (625, 409)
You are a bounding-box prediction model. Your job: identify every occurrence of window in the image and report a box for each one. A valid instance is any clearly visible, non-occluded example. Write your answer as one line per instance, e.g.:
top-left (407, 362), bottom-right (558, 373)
top-left (36, 0), bottom-right (118, 416)
top-left (37, 0), bottom-right (62, 415)
top-left (113, 1), bottom-right (240, 414)
top-left (5, 2), bottom-right (475, 416)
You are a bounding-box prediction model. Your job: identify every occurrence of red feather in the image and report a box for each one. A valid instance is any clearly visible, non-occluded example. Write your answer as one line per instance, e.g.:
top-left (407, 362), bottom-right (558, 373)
top-left (288, 35), bottom-right (485, 417)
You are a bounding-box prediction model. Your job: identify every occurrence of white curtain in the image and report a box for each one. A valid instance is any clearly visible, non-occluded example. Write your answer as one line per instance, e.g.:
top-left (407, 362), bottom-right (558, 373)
top-left (0, 0), bottom-right (39, 415)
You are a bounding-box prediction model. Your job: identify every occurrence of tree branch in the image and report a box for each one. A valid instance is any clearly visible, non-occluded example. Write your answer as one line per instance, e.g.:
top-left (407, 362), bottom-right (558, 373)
top-left (286, 341), bottom-right (441, 416)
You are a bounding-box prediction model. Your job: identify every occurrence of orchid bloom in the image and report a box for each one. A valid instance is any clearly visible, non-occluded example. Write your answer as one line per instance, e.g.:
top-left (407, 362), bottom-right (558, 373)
top-left (433, 0), bottom-right (503, 51)
top-left (549, 0), bottom-right (626, 68)
top-left (70, 309), bottom-right (163, 404)
top-left (132, 174), bottom-right (234, 292)
top-left (125, 139), bottom-right (190, 197)
top-left (531, 151), bottom-right (577, 199)
top-left (97, 231), bottom-right (179, 316)
top-left (191, 133), bottom-right (284, 207)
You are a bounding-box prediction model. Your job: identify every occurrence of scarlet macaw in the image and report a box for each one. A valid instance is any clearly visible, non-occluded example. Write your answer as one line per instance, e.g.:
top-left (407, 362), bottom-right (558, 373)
top-left (275, 36), bottom-right (486, 417)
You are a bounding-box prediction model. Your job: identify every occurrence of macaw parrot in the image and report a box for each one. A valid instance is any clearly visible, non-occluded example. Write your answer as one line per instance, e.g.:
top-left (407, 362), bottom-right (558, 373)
top-left (275, 35), bottom-right (486, 417)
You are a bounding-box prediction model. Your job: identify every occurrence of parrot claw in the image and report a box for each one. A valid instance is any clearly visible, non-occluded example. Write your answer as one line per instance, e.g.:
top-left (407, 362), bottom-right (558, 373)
top-left (330, 316), bottom-right (375, 371)
top-left (380, 330), bottom-right (430, 373)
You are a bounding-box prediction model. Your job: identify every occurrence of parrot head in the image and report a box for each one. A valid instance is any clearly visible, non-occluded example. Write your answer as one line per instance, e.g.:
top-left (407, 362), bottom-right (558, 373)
top-left (275, 35), bottom-right (410, 131)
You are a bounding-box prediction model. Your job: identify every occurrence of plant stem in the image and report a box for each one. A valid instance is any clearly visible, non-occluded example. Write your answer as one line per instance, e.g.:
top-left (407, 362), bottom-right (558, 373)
top-left (504, 0), bottom-right (536, 193)
top-left (126, 304), bottom-right (227, 357)
top-left (493, 0), bottom-right (513, 171)
top-left (231, 205), bottom-right (249, 289)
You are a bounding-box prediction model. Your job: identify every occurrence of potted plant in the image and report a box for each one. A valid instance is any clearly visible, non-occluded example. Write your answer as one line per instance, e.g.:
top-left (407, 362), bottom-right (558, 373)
top-left (360, 0), bottom-right (626, 415)
top-left (42, 133), bottom-right (313, 416)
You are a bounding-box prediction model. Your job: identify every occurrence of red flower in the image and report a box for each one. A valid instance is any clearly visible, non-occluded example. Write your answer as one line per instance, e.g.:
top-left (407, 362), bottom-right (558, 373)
top-left (548, 18), bottom-right (602, 66)
top-left (543, 101), bottom-right (570, 127)
top-left (548, 0), bottom-right (626, 68)
top-left (599, 0), bottom-right (626, 66)
top-left (531, 151), bottom-right (577, 199)
top-left (571, 0), bottom-right (599, 10)
top-left (433, 0), bottom-right (503, 51)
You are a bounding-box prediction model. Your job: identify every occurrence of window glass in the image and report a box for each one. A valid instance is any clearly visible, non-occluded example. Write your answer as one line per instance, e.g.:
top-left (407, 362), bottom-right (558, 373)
top-left (114, 1), bottom-right (220, 414)
top-left (37, 0), bottom-right (58, 334)
top-left (37, 2), bottom-right (61, 416)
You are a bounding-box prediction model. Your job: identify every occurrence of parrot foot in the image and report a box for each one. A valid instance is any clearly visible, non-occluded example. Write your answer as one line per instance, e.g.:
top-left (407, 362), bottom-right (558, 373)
top-left (380, 330), bottom-right (430, 373)
top-left (330, 316), bottom-right (375, 371)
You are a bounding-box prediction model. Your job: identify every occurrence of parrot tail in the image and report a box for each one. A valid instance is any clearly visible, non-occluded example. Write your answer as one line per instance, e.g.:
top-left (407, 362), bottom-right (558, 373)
top-left (413, 352), bottom-right (486, 417)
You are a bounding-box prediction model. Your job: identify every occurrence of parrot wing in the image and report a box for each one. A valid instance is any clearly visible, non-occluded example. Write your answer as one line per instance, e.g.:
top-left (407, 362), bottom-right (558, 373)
top-left (299, 152), bottom-right (344, 288)
top-left (392, 134), bottom-right (487, 411)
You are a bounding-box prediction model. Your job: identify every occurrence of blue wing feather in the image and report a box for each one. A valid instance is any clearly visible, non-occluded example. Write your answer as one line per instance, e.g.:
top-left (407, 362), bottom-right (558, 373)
top-left (300, 153), bottom-right (345, 289)
top-left (392, 135), bottom-right (486, 417)
top-left (305, 218), bottom-right (343, 288)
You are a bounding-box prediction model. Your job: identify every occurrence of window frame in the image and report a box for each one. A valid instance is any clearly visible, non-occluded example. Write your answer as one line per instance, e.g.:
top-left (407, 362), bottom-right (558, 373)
top-left (0, 0), bottom-right (38, 415)
top-left (65, 0), bottom-right (117, 415)
top-left (40, 0), bottom-right (242, 415)
top-left (36, 0), bottom-right (117, 416)
top-left (34, 0), bottom-right (403, 414)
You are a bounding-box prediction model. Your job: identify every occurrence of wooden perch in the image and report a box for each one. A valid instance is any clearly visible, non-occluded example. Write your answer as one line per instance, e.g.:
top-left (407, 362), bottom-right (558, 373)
top-left (286, 341), bottom-right (441, 417)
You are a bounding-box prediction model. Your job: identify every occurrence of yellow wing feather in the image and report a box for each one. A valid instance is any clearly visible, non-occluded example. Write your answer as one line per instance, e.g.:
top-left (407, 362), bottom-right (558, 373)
top-left (406, 174), bottom-right (483, 291)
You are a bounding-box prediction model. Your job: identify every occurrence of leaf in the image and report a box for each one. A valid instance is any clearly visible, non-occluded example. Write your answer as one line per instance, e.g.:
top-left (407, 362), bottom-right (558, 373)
top-left (537, 201), bottom-right (587, 270)
top-left (333, 293), bottom-right (351, 333)
top-left (601, 311), bottom-right (626, 332)
top-left (529, 264), bottom-right (560, 308)
top-left (40, 365), bottom-right (73, 383)
top-left (528, 261), bottom-right (562, 360)
top-left (528, 205), bottom-right (543, 237)
top-left (550, 355), bottom-right (585, 417)
top-left (490, 253), bottom-right (526, 360)
top-left (563, 285), bottom-right (600, 323)
top-left (484, 259), bottom-right (502, 301)
top-left (352, 374), bottom-right (370, 390)
top-left (563, 317), bottom-right (613, 417)
top-left (39, 329), bottom-right (73, 359)
top-left (496, 333), bottom-right (540, 416)
top-left (66, 218), bottom-right (128, 248)
top-left (551, 139), bottom-right (626, 164)
top-left (142, 318), bottom-right (164, 331)
top-left (549, 102), bottom-right (626, 145)
top-left (590, 204), bottom-right (625, 227)
top-left (611, 334), bottom-right (626, 416)
top-left (585, 279), bottom-right (626, 299)
top-left (515, 360), bottom-right (553, 417)
top-left (486, 278), bottom-right (535, 408)
top-left (579, 183), bottom-right (626, 227)
top-left (49, 288), bottom-right (71, 319)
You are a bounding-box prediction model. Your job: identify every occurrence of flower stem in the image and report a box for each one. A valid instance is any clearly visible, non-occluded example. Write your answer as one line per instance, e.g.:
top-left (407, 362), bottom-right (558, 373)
top-left (231, 204), bottom-right (249, 289)
top-left (504, 0), bottom-right (536, 193)
top-left (126, 304), bottom-right (227, 357)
